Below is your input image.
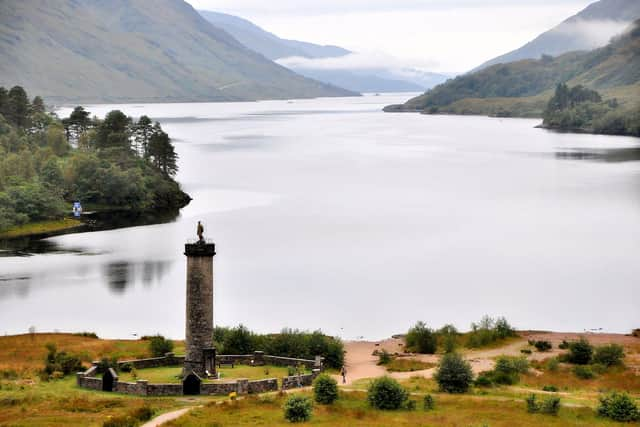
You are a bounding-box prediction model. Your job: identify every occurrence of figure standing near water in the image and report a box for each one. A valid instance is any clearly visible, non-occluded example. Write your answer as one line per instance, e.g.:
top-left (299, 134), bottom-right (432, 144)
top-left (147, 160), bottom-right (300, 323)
top-left (197, 221), bottom-right (204, 243)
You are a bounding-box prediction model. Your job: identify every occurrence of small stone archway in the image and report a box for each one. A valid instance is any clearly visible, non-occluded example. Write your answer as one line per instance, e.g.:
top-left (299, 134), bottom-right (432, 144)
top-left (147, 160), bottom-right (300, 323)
top-left (102, 368), bottom-right (118, 392)
top-left (182, 372), bottom-right (201, 396)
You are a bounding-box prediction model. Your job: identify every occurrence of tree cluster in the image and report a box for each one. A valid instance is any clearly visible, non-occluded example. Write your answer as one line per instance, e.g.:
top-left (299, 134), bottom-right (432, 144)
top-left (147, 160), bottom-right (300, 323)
top-left (212, 325), bottom-right (345, 369)
top-left (542, 83), bottom-right (640, 136)
top-left (0, 85), bottom-right (189, 232)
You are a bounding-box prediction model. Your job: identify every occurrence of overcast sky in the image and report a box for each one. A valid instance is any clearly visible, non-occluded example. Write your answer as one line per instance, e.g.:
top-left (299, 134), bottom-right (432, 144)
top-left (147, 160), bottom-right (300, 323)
top-left (187, 0), bottom-right (595, 72)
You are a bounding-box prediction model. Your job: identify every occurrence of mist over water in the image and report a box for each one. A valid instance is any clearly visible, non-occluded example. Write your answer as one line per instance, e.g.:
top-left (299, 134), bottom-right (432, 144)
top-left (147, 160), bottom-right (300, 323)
top-left (1, 94), bottom-right (639, 340)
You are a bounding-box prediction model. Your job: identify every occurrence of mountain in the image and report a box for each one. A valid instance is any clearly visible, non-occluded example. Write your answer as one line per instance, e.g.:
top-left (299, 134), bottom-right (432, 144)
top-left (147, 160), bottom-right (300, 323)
top-left (287, 69), bottom-right (425, 93)
top-left (199, 10), bottom-right (448, 93)
top-left (0, 0), bottom-right (355, 104)
top-left (198, 10), bottom-right (350, 60)
top-left (474, 0), bottom-right (640, 71)
top-left (385, 20), bottom-right (640, 118)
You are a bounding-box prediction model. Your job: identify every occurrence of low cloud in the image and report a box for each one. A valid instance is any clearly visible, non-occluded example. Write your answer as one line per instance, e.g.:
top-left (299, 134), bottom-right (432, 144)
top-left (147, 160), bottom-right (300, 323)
top-left (555, 19), bottom-right (632, 48)
top-left (276, 51), bottom-right (438, 72)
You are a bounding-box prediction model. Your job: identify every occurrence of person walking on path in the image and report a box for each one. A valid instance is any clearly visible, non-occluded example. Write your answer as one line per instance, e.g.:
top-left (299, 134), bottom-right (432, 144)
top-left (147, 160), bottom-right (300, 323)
top-left (340, 366), bottom-right (347, 384)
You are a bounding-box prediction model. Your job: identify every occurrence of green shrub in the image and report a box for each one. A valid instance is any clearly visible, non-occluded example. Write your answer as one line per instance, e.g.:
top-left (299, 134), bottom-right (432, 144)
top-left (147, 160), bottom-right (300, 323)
top-left (287, 366), bottom-right (297, 377)
top-left (593, 344), bottom-right (624, 367)
top-left (546, 357), bottom-right (559, 372)
top-left (405, 321), bottom-right (437, 354)
top-left (567, 338), bottom-right (593, 365)
top-left (520, 349), bottom-right (532, 355)
top-left (367, 377), bottom-right (409, 410)
top-left (129, 406), bottom-right (154, 422)
top-left (438, 324), bottom-right (459, 353)
top-left (434, 353), bottom-right (473, 393)
top-left (423, 394), bottom-right (435, 410)
top-left (377, 349), bottom-right (392, 365)
top-left (573, 365), bottom-right (594, 380)
top-left (541, 396), bottom-right (561, 415)
top-left (466, 316), bottom-right (516, 348)
top-left (542, 385), bottom-right (558, 392)
top-left (119, 363), bottom-right (133, 373)
top-left (558, 340), bottom-right (569, 350)
top-left (526, 394), bottom-right (539, 413)
top-left (73, 332), bottom-right (99, 339)
top-left (598, 392), bottom-right (639, 422)
top-left (283, 395), bottom-right (313, 423)
top-left (534, 341), bottom-right (552, 352)
top-left (405, 399), bottom-right (417, 411)
top-left (313, 375), bottom-right (338, 405)
top-left (475, 373), bottom-right (493, 387)
top-left (148, 335), bottom-right (173, 357)
top-left (43, 343), bottom-right (83, 377)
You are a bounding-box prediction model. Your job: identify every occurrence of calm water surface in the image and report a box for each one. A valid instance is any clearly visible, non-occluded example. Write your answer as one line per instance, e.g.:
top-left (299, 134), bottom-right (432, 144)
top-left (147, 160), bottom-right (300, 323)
top-left (1, 94), bottom-right (639, 340)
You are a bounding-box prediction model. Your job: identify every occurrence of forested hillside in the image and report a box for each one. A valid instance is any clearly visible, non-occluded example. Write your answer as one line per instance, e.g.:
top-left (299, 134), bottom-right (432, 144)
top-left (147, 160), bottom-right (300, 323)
top-left (0, 0), bottom-right (354, 103)
top-left (385, 19), bottom-right (640, 130)
top-left (0, 86), bottom-right (190, 233)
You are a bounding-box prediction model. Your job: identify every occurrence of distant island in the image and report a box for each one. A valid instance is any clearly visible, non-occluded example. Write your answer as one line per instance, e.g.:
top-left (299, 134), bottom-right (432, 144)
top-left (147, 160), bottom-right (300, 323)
top-left (384, 19), bottom-right (640, 137)
top-left (0, 86), bottom-right (190, 238)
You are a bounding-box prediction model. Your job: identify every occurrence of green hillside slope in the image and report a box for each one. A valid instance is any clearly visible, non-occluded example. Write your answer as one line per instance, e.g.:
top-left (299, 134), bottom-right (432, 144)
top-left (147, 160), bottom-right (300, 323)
top-left (385, 20), bottom-right (640, 118)
top-left (0, 0), bottom-right (354, 103)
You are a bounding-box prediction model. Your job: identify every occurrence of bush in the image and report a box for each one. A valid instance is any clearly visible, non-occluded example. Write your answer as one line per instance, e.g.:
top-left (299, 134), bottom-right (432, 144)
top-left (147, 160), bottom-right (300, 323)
top-left (119, 363), bottom-right (133, 373)
top-left (542, 385), bottom-right (558, 392)
top-left (567, 338), bottom-right (593, 365)
top-left (438, 324), bottom-right (459, 354)
top-left (313, 375), bottom-right (338, 405)
top-left (475, 373), bottom-right (493, 387)
top-left (377, 349), bottom-right (392, 365)
top-left (423, 394), bottom-right (435, 410)
top-left (546, 357), bottom-right (559, 372)
top-left (520, 349), bottom-right (532, 355)
top-left (558, 340), bottom-right (569, 350)
top-left (405, 321), bottom-right (437, 354)
top-left (43, 344), bottom-right (83, 378)
top-left (573, 365), bottom-right (594, 380)
top-left (148, 335), bottom-right (173, 357)
top-left (541, 396), bottom-right (561, 415)
top-left (466, 316), bottom-right (516, 348)
top-left (593, 344), bottom-right (624, 367)
top-left (484, 356), bottom-right (529, 385)
top-left (283, 395), bottom-right (313, 423)
top-left (367, 377), bottom-right (409, 410)
top-left (434, 353), bottom-right (473, 393)
top-left (526, 394), bottom-right (561, 415)
top-left (405, 399), bottom-right (417, 411)
top-left (598, 392), bottom-right (639, 422)
top-left (534, 341), bottom-right (552, 352)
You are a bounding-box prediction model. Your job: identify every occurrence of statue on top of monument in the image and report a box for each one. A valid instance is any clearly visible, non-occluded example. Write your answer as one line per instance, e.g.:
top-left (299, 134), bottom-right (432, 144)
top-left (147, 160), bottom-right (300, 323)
top-left (197, 221), bottom-right (204, 243)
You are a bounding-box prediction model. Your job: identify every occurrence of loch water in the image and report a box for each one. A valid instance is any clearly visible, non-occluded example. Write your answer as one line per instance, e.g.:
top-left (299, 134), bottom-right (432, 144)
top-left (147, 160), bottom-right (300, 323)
top-left (1, 93), bottom-right (639, 340)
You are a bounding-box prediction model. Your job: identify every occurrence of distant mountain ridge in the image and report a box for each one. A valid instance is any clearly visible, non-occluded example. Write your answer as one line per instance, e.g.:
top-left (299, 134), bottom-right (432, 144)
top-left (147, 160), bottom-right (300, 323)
top-left (474, 0), bottom-right (640, 71)
top-left (385, 19), bottom-right (640, 117)
top-left (198, 10), bottom-right (350, 60)
top-left (199, 10), bottom-right (448, 93)
top-left (0, 0), bottom-right (354, 103)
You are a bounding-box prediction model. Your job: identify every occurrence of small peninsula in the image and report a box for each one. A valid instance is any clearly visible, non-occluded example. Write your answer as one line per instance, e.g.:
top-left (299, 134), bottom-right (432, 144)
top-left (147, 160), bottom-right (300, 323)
top-left (0, 85), bottom-right (190, 238)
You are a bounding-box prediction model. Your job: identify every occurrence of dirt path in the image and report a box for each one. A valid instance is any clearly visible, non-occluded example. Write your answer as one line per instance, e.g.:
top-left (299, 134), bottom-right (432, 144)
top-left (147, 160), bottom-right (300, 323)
top-left (141, 407), bottom-right (198, 427)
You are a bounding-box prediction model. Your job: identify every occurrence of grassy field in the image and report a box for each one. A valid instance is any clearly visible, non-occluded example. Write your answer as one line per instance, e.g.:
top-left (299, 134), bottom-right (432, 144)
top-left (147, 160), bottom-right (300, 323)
top-left (0, 333), bottom-right (184, 373)
top-left (163, 390), bottom-right (628, 427)
top-left (117, 365), bottom-right (303, 384)
top-left (1, 333), bottom-right (639, 426)
top-left (384, 359), bottom-right (436, 373)
top-left (0, 219), bottom-right (83, 239)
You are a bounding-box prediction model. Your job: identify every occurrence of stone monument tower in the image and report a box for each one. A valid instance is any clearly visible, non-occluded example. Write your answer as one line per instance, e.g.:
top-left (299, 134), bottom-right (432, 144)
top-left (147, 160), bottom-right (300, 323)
top-left (183, 222), bottom-right (216, 377)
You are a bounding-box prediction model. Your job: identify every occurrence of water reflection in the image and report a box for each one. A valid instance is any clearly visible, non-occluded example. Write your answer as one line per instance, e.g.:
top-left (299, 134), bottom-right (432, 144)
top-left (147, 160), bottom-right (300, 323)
top-left (0, 276), bottom-right (31, 299)
top-left (106, 262), bottom-right (131, 293)
top-left (555, 147), bottom-right (640, 162)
